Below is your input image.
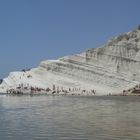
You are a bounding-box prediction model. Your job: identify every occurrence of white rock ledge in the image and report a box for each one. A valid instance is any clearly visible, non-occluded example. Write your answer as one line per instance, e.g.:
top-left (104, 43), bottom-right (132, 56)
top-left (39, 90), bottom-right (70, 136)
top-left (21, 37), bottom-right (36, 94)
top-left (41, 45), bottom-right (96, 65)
top-left (1, 26), bottom-right (140, 95)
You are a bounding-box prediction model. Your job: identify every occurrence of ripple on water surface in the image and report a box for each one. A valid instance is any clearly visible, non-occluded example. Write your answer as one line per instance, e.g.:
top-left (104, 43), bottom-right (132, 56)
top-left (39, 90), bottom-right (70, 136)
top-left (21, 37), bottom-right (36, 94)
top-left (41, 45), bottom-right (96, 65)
top-left (0, 95), bottom-right (140, 140)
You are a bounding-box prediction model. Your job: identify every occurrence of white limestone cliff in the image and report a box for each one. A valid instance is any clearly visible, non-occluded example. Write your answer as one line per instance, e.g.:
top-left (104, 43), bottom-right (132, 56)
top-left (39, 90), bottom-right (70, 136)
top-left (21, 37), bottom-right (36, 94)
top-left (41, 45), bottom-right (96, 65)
top-left (1, 26), bottom-right (140, 95)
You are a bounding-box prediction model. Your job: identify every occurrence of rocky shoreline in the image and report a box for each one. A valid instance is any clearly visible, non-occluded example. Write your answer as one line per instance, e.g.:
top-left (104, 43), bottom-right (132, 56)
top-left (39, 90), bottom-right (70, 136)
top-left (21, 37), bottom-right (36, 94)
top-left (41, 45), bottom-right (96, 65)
top-left (1, 86), bottom-right (140, 96)
top-left (2, 84), bottom-right (97, 96)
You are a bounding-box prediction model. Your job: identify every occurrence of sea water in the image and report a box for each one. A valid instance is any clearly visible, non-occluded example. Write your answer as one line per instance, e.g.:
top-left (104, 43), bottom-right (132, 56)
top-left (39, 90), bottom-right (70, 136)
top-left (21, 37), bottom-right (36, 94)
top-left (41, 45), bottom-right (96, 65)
top-left (0, 94), bottom-right (140, 140)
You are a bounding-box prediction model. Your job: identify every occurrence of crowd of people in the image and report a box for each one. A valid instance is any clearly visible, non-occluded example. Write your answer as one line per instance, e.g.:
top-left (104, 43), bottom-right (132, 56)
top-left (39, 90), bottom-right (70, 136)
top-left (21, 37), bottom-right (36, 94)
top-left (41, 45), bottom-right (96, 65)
top-left (6, 84), bottom-right (96, 96)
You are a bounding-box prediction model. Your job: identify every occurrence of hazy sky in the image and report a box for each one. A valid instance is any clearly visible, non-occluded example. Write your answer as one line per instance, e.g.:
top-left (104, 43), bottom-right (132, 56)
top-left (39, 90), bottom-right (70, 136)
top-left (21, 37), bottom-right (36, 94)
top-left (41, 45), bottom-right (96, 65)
top-left (0, 0), bottom-right (140, 78)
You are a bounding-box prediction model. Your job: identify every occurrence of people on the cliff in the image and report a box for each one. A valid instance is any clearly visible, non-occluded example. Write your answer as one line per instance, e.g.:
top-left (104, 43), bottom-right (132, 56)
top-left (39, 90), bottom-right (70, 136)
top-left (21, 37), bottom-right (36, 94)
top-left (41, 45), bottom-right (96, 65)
top-left (46, 88), bottom-right (51, 92)
top-left (82, 90), bottom-right (86, 93)
top-left (53, 85), bottom-right (55, 91)
top-left (52, 90), bottom-right (56, 94)
top-left (91, 89), bottom-right (96, 95)
top-left (57, 86), bottom-right (60, 93)
top-left (6, 84), bottom-right (98, 96)
top-left (61, 86), bottom-right (63, 91)
top-left (16, 86), bottom-right (21, 89)
top-left (27, 74), bottom-right (32, 78)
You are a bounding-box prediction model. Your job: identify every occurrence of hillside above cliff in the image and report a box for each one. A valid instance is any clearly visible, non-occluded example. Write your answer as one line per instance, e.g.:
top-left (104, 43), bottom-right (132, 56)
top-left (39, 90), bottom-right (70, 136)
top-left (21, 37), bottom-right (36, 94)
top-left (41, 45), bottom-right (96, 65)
top-left (1, 26), bottom-right (140, 95)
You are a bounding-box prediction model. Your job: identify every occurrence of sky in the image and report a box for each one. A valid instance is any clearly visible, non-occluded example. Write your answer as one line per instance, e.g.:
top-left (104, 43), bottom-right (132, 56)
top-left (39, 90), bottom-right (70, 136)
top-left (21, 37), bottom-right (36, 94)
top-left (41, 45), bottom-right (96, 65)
top-left (0, 0), bottom-right (140, 78)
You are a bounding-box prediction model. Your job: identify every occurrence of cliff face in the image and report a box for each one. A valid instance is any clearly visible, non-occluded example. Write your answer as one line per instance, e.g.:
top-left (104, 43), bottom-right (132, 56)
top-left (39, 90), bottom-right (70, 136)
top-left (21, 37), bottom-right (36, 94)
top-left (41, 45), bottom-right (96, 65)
top-left (86, 27), bottom-right (140, 76)
top-left (1, 27), bottom-right (140, 95)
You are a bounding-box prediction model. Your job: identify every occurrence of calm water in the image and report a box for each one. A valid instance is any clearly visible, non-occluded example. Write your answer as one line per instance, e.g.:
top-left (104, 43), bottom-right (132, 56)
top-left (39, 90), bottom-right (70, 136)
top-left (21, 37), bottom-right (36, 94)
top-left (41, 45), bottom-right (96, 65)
top-left (0, 95), bottom-right (140, 140)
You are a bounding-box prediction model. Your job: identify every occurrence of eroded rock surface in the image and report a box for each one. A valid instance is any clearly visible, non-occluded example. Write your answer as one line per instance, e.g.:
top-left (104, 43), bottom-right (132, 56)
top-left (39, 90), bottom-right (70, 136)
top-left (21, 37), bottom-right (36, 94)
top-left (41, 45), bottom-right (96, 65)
top-left (1, 27), bottom-right (140, 95)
